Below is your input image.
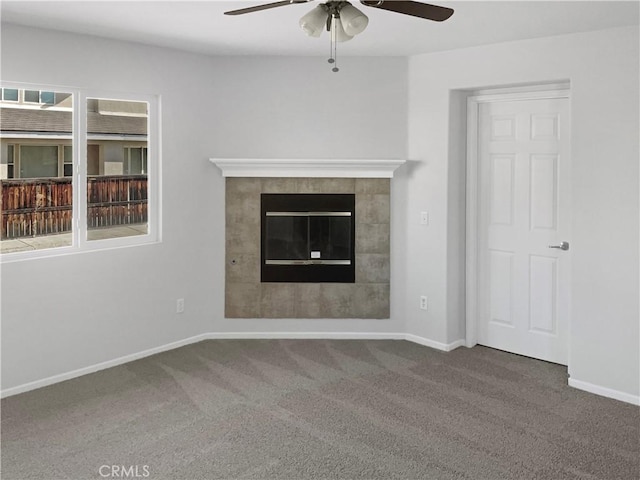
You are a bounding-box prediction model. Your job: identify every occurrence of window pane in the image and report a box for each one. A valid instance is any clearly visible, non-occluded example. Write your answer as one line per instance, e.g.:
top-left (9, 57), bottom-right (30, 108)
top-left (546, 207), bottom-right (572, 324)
top-left (86, 98), bottom-right (149, 241)
top-left (87, 145), bottom-right (100, 175)
top-left (3, 89), bottom-right (18, 101)
top-left (41, 91), bottom-right (55, 105)
top-left (129, 148), bottom-right (143, 174)
top-left (142, 148), bottom-right (147, 175)
top-left (24, 90), bottom-right (39, 103)
top-left (63, 147), bottom-right (73, 177)
top-left (1, 89), bottom-right (73, 253)
top-left (20, 146), bottom-right (58, 178)
top-left (64, 146), bottom-right (72, 163)
top-left (2, 145), bottom-right (15, 179)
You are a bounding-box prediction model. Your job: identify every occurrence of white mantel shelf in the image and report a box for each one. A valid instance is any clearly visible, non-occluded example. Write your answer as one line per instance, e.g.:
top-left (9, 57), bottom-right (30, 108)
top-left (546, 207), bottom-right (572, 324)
top-left (210, 158), bottom-right (406, 178)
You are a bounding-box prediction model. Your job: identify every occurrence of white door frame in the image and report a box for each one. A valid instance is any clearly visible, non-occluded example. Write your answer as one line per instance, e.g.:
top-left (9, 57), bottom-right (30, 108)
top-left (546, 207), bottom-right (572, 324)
top-left (465, 88), bottom-right (571, 349)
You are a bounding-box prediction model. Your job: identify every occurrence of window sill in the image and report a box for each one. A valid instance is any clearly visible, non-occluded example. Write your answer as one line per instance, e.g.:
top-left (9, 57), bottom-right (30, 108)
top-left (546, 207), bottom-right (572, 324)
top-left (1, 228), bottom-right (160, 263)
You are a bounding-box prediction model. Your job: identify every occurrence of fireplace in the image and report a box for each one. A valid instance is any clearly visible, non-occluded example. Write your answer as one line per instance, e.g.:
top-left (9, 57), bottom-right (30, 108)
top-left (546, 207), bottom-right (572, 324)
top-left (261, 193), bottom-right (355, 283)
top-left (215, 166), bottom-right (402, 318)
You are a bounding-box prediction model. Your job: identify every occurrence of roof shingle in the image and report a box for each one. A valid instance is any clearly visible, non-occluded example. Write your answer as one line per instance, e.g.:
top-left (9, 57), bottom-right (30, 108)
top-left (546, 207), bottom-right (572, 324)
top-left (0, 108), bottom-right (147, 136)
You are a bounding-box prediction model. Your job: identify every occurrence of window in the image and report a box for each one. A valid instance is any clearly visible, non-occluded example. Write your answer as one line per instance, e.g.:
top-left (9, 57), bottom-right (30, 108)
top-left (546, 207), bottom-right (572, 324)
top-left (22, 89), bottom-right (57, 105)
top-left (1, 89), bottom-right (60, 105)
top-left (2, 88), bottom-right (18, 102)
top-left (1, 85), bottom-right (159, 260)
top-left (3, 144), bottom-right (73, 178)
top-left (87, 145), bottom-right (100, 175)
top-left (124, 147), bottom-right (148, 175)
top-left (41, 91), bottom-right (55, 105)
top-left (20, 145), bottom-right (60, 178)
top-left (86, 98), bottom-right (150, 241)
top-left (63, 146), bottom-right (73, 176)
top-left (5, 145), bottom-right (15, 178)
top-left (23, 90), bottom-right (40, 103)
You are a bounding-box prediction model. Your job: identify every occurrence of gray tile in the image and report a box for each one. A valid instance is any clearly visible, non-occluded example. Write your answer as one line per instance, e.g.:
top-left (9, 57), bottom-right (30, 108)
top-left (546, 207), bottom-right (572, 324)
top-left (226, 178), bottom-right (261, 195)
top-left (260, 283), bottom-right (297, 318)
top-left (320, 283), bottom-right (358, 318)
top-left (294, 284), bottom-right (323, 318)
top-left (226, 253), bottom-right (260, 284)
top-left (356, 254), bottom-right (390, 284)
top-left (226, 192), bottom-right (259, 225)
top-left (354, 284), bottom-right (390, 319)
top-left (355, 178), bottom-right (390, 195)
top-left (356, 194), bottom-right (390, 224)
top-left (225, 283), bottom-right (261, 318)
top-left (355, 223), bottom-right (390, 254)
top-left (226, 185), bottom-right (260, 255)
top-left (261, 178), bottom-right (298, 193)
top-left (226, 220), bottom-right (260, 255)
top-left (296, 178), bottom-right (355, 193)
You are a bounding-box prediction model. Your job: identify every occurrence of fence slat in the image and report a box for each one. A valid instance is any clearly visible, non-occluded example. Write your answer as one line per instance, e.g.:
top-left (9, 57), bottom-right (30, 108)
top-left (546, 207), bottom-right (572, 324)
top-left (1, 175), bottom-right (147, 240)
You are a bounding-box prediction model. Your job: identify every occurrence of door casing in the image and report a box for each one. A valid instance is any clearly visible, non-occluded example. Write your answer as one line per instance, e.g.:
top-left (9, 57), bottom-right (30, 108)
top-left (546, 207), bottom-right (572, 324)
top-left (465, 87), bottom-right (571, 368)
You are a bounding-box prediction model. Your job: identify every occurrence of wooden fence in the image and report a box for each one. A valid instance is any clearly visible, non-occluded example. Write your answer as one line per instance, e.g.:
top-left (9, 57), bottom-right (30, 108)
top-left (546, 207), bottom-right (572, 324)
top-left (1, 175), bottom-right (148, 240)
top-left (87, 175), bottom-right (148, 229)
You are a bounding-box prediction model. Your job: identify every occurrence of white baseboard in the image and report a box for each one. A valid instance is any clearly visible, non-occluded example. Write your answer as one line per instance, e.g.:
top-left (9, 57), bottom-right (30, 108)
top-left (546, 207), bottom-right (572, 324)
top-left (0, 332), bottom-right (409, 398)
top-left (404, 334), bottom-right (466, 352)
top-left (206, 332), bottom-right (406, 340)
top-left (568, 378), bottom-right (640, 406)
top-left (0, 333), bottom-right (210, 399)
top-left (7, 332), bottom-right (635, 407)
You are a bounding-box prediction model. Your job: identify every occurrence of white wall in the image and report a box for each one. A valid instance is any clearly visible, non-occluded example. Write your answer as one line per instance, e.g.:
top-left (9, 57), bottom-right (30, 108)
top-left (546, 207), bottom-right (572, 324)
top-left (0, 24), bottom-right (408, 392)
top-left (405, 26), bottom-right (639, 400)
top-left (3, 23), bottom-right (638, 404)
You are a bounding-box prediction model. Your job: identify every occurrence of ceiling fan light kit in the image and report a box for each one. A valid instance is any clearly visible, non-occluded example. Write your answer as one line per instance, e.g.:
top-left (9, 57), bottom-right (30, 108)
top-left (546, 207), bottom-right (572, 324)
top-left (225, 0), bottom-right (454, 72)
top-left (299, 4), bottom-right (328, 37)
top-left (331, 15), bottom-right (355, 42)
top-left (339, 4), bottom-right (369, 35)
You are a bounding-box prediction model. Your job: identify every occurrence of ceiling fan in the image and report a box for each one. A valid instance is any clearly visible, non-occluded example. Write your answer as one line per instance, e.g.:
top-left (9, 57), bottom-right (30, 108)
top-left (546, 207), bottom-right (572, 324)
top-left (225, 1), bottom-right (454, 72)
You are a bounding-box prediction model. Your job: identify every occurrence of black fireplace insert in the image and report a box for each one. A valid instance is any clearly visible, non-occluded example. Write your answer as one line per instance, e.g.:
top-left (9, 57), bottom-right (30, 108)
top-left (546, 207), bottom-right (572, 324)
top-left (261, 193), bottom-right (355, 283)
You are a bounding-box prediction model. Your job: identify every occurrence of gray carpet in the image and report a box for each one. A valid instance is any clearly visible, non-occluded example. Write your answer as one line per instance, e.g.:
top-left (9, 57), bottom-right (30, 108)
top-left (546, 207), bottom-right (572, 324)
top-left (1, 340), bottom-right (638, 480)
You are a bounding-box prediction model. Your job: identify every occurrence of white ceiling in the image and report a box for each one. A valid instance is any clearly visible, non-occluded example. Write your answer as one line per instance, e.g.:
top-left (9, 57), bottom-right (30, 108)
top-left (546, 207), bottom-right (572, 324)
top-left (2, 1), bottom-right (638, 57)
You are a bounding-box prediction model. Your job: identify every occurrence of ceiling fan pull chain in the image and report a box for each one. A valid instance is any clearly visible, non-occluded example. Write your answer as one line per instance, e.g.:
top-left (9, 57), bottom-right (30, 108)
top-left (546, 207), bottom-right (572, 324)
top-left (328, 16), bottom-right (334, 65)
top-left (332, 14), bottom-right (339, 72)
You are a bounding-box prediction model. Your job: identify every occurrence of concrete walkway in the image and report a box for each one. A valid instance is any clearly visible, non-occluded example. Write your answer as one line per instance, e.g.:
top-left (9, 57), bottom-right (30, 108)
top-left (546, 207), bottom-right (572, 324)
top-left (1, 224), bottom-right (147, 254)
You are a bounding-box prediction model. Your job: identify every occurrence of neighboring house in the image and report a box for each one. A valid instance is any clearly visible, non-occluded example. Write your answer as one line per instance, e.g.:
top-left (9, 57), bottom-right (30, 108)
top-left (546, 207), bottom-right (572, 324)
top-left (0, 88), bottom-right (149, 240)
top-left (0, 88), bottom-right (148, 179)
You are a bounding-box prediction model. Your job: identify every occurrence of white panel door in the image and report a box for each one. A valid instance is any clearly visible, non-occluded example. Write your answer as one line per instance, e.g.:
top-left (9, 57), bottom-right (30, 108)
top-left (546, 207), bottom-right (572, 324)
top-left (477, 97), bottom-right (570, 365)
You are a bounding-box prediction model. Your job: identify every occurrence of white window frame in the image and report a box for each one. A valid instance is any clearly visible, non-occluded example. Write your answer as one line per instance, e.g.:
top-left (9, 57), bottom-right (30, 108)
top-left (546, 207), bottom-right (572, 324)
top-left (1, 82), bottom-right (162, 263)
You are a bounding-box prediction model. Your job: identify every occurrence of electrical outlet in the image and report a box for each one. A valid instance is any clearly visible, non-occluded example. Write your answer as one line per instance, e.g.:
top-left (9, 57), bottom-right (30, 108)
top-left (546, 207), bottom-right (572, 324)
top-left (420, 296), bottom-right (428, 310)
top-left (176, 298), bottom-right (185, 314)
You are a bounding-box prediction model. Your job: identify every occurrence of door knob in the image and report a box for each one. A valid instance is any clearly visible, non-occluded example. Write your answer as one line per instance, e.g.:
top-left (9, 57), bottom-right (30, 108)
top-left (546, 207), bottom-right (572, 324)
top-left (548, 241), bottom-right (569, 251)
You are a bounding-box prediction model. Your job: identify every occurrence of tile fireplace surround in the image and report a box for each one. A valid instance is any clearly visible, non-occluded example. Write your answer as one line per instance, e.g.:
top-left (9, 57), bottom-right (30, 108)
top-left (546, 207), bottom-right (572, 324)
top-left (212, 159), bottom-right (405, 319)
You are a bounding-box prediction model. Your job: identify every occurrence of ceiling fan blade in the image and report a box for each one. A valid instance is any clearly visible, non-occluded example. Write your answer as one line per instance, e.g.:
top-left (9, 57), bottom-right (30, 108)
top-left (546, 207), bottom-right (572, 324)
top-left (360, 1), bottom-right (453, 22)
top-left (224, 0), bottom-right (312, 16)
